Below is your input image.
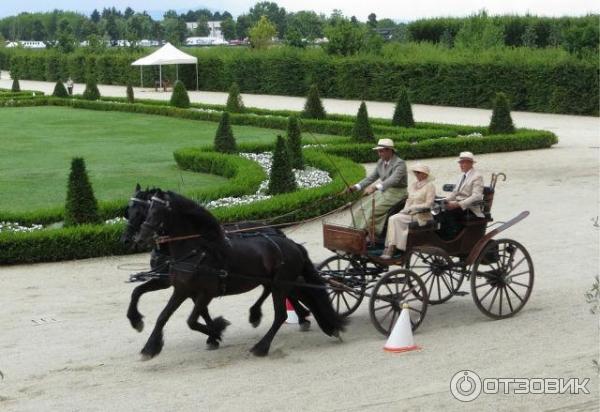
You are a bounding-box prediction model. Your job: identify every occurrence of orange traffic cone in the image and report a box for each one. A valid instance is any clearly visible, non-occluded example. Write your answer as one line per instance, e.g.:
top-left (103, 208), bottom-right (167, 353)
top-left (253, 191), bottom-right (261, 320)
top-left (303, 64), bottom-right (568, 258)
top-left (285, 299), bottom-right (299, 324)
top-left (384, 303), bottom-right (420, 353)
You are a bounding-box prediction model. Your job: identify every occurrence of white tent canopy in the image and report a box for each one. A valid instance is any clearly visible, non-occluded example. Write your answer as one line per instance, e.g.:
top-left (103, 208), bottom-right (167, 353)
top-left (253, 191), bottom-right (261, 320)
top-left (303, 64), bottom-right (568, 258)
top-left (131, 42), bottom-right (198, 90)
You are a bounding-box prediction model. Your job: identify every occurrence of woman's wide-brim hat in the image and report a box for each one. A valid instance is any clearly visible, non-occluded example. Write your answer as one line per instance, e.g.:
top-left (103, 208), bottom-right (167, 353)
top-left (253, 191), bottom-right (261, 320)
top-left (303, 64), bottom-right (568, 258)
top-left (458, 151), bottom-right (476, 163)
top-left (410, 163), bottom-right (431, 176)
top-left (372, 138), bottom-right (395, 151)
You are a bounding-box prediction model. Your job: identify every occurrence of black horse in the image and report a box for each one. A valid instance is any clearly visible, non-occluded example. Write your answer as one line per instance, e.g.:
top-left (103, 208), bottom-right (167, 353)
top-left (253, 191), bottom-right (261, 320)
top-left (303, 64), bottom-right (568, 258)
top-left (121, 185), bottom-right (311, 342)
top-left (134, 189), bottom-right (345, 358)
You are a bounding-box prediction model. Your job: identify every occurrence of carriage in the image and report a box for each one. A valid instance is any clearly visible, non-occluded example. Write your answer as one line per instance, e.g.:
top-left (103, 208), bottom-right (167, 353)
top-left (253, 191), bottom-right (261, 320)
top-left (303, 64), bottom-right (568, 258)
top-left (318, 173), bottom-right (534, 336)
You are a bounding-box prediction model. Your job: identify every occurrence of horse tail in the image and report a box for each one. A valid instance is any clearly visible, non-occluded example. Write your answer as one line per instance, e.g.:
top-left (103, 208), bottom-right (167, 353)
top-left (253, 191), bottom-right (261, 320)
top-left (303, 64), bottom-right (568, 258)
top-left (291, 244), bottom-right (347, 337)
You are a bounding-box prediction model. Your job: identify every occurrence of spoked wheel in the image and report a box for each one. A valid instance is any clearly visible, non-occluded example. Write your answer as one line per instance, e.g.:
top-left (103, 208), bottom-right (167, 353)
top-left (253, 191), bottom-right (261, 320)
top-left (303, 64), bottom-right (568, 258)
top-left (405, 251), bottom-right (464, 304)
top-left (317, 255), bottom-right (366, 317)
top-left (369, 269), bottom-right (428, 336)
top-left (471, 239), bottom-right (534, 319)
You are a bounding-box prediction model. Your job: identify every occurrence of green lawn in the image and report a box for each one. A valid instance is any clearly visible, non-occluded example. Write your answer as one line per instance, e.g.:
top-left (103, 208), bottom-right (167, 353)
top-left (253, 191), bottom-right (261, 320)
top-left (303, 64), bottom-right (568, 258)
top-left (0, 106), bottom-right (336, 213)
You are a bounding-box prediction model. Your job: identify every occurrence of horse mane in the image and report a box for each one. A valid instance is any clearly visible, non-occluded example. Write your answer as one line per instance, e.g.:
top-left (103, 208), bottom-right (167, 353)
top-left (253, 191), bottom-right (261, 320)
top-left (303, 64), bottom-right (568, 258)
top-left (166, 191), bottom-right (225, 241)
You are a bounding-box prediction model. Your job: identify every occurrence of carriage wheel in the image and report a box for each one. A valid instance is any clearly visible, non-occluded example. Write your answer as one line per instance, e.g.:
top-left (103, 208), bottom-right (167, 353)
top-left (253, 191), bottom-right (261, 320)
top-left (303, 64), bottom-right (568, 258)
top-left (316, 255), bottom-right (366, 317)
top-left (405, 251), bottom-right (464, 304)
top-left (471, 239), bottom-right (534, 319)
top-left (369, 269), bottom-right (428, 336)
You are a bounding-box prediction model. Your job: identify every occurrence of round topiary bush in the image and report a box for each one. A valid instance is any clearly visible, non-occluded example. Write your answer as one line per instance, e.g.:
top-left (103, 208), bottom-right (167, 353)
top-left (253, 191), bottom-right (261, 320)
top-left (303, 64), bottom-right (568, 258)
top-left (64, 157), bottom-right (101, 226)
top-left (213, 112), bottom-right (237, 153)
top-left (126, 83), bottom-right (134, 103)
top-left (352, 101), bottom-right (375, 142)
top-left (82, 79), bottom-right (101, 100)
top-left (170, 80), bottom-right (190, 108)
top-left (268, 135), bottom-right (297, 195)
top-left (11, 78), bottom-right (20, 92)
top-left (286, 115), bottom-right (304, 169)
top-left (489, 92), bottom-right (515, 134)
top-left (226, 82), bottom-right (244, 113)
top-left (392, 88), bottom-right (415, 127)
top-left (302, 84), bottom-right (326, 119)
top-left (52, 80), bottom-right (69, 98)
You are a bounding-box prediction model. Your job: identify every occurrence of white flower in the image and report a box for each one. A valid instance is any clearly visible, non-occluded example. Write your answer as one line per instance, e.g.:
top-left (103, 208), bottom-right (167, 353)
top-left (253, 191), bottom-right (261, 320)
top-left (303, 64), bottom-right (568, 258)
top-left (0, 221), bottom-right (44, 233)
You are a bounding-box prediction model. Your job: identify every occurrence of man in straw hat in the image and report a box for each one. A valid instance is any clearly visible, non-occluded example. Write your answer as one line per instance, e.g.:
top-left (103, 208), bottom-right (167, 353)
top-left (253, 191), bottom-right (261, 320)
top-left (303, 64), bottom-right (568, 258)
top-left (346, 138), bottom-right (407, 236)
top-left (438, 151), bottom-right (484, 238)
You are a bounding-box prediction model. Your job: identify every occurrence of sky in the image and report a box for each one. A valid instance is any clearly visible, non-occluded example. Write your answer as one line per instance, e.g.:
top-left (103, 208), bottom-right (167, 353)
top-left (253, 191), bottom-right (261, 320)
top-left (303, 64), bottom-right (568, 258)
top-left (0, 0), bottom-right (598, 20)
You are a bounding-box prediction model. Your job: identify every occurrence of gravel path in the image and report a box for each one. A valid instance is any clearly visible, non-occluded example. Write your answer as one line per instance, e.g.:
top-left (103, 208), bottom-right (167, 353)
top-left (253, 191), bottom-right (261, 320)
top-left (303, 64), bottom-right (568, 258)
top-left (0, 72), bottom-right (598, 411)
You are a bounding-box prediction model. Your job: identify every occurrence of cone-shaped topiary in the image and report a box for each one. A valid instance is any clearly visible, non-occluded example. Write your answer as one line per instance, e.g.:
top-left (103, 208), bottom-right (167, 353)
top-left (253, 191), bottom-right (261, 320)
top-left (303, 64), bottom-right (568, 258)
top-left (488, 92), bottom-right (515, 134)
top-left (286, 115), bottom-right (304, 169)
top-left (11, 78), bottom-right (20, 92)
top-left (64, 157), bottom-right (100, 226)
top-left (170, 80), bottom-right (190, 108)
top-left (82, 78), bottom-right (100, 100)
top-left (213, 112), bottom-right (237, 153)
top-left (392, 88), bottom-right (415, 127)
top-left (126, 83), bottom-right (134, 103)
top-left (268, 135), bottom-right (297, 195)
top-left (225, 82), bottom-right (244, 112)
top-left (302, 84), bottom-right (326, 119)
top-left (52, 80), bottom-right (69, 98)
top-left (351, 101), bottom-right (375, 142)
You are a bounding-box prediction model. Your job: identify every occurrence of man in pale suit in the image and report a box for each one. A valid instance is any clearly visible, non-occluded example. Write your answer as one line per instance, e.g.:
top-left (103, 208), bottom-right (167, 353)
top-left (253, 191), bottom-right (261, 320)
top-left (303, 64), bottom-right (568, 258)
top-left (439, 151), bottom-right (484, 238)
top-left (346, 138), bottom-right (407, 235)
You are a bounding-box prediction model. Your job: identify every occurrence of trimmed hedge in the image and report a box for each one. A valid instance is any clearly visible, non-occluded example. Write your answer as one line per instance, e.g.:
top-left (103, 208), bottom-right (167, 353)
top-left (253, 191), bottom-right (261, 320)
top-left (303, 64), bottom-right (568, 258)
top-left (0, 150), bottom-right (364, 264)
top-left (2, 47), bottom-right (597, 115)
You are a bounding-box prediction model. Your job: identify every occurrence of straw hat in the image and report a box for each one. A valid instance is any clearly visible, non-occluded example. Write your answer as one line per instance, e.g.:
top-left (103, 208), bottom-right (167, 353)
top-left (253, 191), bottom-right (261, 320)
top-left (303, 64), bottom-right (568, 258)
top-left (410, 163), bottom-right (431, 176)
top-left (458, 151), bottom-right (476, 163)
top-left (372, 138), bottom-right (395, 151)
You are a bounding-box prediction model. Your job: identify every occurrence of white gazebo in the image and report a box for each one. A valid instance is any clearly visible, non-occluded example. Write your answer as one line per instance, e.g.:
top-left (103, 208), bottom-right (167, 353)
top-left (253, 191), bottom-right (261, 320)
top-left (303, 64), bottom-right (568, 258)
top-left (131, 42), bottom-right (198, 90)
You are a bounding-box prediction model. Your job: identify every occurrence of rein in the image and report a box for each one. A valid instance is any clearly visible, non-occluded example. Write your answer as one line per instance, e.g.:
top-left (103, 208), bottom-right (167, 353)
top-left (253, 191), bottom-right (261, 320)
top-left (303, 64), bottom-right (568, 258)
top-left (155, 233), bottom-right (203, 244)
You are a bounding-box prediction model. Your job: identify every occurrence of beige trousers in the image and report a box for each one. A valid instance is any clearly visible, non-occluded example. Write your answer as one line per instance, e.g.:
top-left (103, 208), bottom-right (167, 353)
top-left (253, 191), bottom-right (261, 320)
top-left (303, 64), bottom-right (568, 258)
top-left (352, 187), bottom-right (407, 236)
top-left (385, 212), bottom-right (413, 251)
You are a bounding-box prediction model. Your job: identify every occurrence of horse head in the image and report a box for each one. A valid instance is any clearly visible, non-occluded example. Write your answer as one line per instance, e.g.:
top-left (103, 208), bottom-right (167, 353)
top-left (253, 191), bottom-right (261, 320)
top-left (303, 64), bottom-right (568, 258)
top-left (121, 184), bottom-right (159, 248)
top-left (134, 189), bottom-right (171, 247)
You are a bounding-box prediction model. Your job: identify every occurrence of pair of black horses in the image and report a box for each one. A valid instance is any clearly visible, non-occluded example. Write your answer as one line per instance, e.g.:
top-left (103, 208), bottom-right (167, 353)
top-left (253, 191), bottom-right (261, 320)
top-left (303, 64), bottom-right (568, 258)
top-left (121, 185), bottom-right (346, 359)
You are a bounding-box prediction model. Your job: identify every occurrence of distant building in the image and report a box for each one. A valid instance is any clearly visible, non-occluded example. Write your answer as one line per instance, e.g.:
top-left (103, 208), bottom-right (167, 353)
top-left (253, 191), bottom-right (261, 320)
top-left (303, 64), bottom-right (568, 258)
top-left (6, 40), bottom-right (46, 49)
top-left (185, 21), bottom-right (224, 43)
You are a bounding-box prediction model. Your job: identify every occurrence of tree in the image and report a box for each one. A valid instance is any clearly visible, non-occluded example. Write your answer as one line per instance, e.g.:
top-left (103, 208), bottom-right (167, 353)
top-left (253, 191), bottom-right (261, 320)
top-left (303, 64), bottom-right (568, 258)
top-left (126, 83), bottom-right (134, 103)
top-left (11, 78), bottom-right (20, 92)
top-left (56, 19), bottom-right (76, 53)
top-left (52, 80), bottom-right (69, 97)
top-left (392, 88), bottom-right (414, 127)
top-left (454, 11), bottom-right (504, 50)
top-left (367, 13), bottom-right (377, 29)
top-left (195, 16), bottom-right (210, 36)
top-left (170, 80), bottom-right (190, 108)
top-left (248, 15), bottom-right (277, 49)
top-left (124, 7), bottom-right (134, 20)
top-left (163, 17), bottom-right (187, 45)
top-left (488, 92), bottom-right (515, 134)
top-left (91, 9), bottom-right (101, 24)
top-left (352, 102), bottom-right (374, 142)
top-left (324, 18), bottom-right (367, 56)
top-left (285, 11), bottom-right (324, 43)
top-left (249, 1), bottom-right (287, 37)
top-left (236, 14), bottom-right (252, 39)
top-left (103, 14), bottom-right (119, 42)
top-left (82, 78), bottom-right (100, 100)
top-left (213, 112), bottom-right (237, 153)
top-left (286, 116), bottom-right (304, 169)
top-left (220, 17), bottom-right (236, 40)
top-left (268, 135), bottom-right (296, 195)
top-left (64, 157), bottom-right (100, 226)
top-left (521, 25), bottom-right (538, 48)
top-left (302, 84), bottom-right (326, 119)
top-left (440, 28), bottom-right (454, 48)
top-left (32, 19), bottom-right (46, 41)
top-left (226, 82), bottom-right (244, 112)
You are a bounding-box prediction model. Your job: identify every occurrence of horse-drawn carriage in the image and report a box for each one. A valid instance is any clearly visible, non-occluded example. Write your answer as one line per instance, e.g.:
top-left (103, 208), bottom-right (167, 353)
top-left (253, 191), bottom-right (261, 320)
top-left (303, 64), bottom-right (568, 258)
top-left (318, 173), bottom-right (534, 335)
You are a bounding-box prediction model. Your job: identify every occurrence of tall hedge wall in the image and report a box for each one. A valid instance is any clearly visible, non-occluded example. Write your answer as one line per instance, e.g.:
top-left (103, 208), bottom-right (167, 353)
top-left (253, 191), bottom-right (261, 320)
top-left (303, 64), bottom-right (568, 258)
top-left (1, 47), bottom-right (597, 115)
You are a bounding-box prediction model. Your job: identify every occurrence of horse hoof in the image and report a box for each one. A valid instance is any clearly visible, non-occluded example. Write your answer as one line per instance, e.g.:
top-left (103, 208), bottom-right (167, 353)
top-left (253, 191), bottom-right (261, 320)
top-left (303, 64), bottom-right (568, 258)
top-left (206, 341), bottom-right (220, 351)
top-left (299, 320), bottom-right (311, 332)
top-left (332, 330), bottom-right (343, 342)
top-left (133, 320), bottom-right (144, 333)
top-left (140, 353), bottom-right (153, 361)
top-left (250, 345), bottom-right (269, 357)
top-left (249, 312), bottom-right (262, 328)
top-left (250, 319), bottom-right (261, 328)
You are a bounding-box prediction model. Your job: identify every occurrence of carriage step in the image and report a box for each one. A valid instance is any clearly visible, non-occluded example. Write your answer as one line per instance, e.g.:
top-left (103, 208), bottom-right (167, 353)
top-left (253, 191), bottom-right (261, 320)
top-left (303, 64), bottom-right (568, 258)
top-left (454, 291), bottom-right (469, 297)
